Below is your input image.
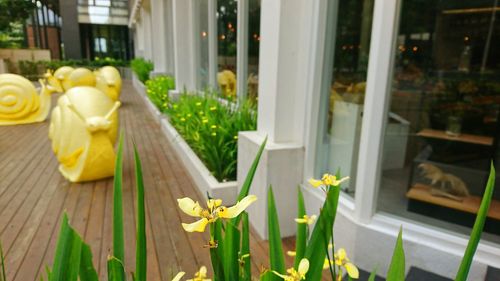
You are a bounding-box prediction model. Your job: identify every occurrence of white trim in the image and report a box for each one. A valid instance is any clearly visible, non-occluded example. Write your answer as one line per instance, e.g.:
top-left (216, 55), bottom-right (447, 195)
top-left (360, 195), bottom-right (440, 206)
top-left (236, 0), bottom-right (249, 99)
top-left (208, 0), bottom-right (218, 88)
top-left (354, 0), bottom-right (401, 223)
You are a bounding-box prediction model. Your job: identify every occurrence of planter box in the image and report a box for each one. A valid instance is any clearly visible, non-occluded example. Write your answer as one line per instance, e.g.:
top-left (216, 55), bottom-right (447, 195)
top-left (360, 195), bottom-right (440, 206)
top-left (160, 118), bottom-right (238, 204)
top-left (132, 73), bottom-right (164, 124)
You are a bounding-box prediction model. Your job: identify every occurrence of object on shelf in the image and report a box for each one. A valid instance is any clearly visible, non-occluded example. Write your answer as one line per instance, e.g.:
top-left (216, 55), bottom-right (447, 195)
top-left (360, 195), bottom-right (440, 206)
top-left (0, 74), bottom-right (57, 125)
top-left (217, 70), bottom-right (236, 99)
top-left (417, 128), bottom-right (493, 146)
top-left (418, 163), bottom-right (470, 198)
top-left (49, 86), bottom-right (120, 182)
top-left (407, 183), bottom-right (500, 220)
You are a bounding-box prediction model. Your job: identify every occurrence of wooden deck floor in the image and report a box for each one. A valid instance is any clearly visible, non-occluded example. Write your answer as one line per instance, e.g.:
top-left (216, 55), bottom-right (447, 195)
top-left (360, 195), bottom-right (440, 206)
top-left (0, 81), bottom-right (295, 281)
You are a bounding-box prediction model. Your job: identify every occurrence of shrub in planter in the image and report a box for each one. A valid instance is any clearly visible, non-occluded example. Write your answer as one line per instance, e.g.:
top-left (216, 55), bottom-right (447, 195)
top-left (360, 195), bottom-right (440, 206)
top-left (165, 91), bottom-right (257, 182)
top-left (130, 58), bottom-right (154, 83)
top-left (145, 75), bottom-right (175, 112)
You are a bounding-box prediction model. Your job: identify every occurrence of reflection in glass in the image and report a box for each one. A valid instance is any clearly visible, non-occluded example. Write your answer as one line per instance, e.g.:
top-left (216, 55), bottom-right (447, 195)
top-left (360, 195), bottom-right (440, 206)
top-left (198, 0), bottom-right (209, 88)
top-left (217, 0), bottom-right (237, 99)
top-left (379, 0), bottom-right (500, 243)
top-left (247, 0), bottom-right (260, 102)
top-left (316, 0), bottom-right (374, 197)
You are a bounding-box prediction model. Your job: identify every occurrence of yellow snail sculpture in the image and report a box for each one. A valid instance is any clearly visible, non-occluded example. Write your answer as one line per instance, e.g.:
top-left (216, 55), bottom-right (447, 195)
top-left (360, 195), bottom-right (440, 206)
top-left (0, 74), bottom-right (57, 126)
top-left (95, 66), bottom-right (122, 101)
top-left (45, 66), bottom-right (75, 92)
top-left (49, 86), bottom-right (120, 182)
top-left (217, 70), bottom-right (237, 99)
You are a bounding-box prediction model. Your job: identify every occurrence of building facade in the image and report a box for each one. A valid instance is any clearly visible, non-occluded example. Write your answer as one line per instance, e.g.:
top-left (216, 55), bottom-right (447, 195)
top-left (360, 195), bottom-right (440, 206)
top-left (130, 0), bottom-right (500, 279)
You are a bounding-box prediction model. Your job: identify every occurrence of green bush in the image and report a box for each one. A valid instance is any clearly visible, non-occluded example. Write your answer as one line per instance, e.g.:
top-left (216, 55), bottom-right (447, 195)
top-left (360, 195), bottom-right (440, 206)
top-left (145, 75), bottom-right (175, 112)
top-left (130, 58), bottom-right (154, 83)
top-left (165, 92), bottom-right (257, 182)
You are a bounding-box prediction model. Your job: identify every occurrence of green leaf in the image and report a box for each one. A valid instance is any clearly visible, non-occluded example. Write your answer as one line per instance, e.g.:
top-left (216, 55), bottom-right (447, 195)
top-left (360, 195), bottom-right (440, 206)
top-left (240, 212), bottom-right (251, 281)
top-left (134, 145), bottom-right (147, 281)
top-left (113, 134), bottom-right (125, 262)
top-left (304, 186), bottom-right (340, 281)
top-left (386, 227), bottom-right (405, 281)
top-left (223, 221), bottom-right (240, 281)
top-left (267, 186), bottom-right (285, 281)
top-left (107, 256), bottom-right (126, 281)
top-left (49, 214), bottom-right (84, 281)
top-left (236, 137), bottom-right (267, 202)
top-left (79, 243), bottom-right (98, 281)
top-left (455, 164), bottom-right (495, 281)
top-left (209, 220), bottom-right (225, 281)
top-left (0, 241), bottom-right (6, 281)
top-left (367, 267), bottom-right (378, 281)
top-left (294, 186), bottom-right (306, 269)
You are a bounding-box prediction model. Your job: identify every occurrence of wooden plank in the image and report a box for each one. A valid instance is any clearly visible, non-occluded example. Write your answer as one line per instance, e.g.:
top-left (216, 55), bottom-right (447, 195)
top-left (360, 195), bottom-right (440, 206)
top-left (407, 183), bottom-right (500, 220)
top-left (417, 128), bottom-right (493, 146)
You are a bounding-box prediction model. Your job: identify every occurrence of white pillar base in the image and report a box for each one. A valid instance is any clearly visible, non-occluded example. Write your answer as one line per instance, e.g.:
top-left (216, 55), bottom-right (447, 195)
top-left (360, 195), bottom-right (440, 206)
top-left (237, 131), bottom-right (304, 239)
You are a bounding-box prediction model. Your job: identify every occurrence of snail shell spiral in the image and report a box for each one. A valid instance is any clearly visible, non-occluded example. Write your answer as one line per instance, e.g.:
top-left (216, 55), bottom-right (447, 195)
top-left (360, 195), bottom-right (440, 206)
top-left (0, 74), bottom-right (42, 125)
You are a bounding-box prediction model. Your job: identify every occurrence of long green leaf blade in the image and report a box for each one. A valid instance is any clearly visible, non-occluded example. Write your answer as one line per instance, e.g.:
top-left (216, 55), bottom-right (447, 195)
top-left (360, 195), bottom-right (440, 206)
top-left (79, 243), bottom-right (98, 281)
top-left (50, 213), bottom-right (83, 281)
top-left (267, 186), bottom-right (285, 281)
top-left (304, 186), bottom-right (340, 281)
top-left (134, 145), bottom-right (147, 281)
top-left (223, 221), bottom-right (240, 281)
top-left (240, 212), bottom-right (251, 281)
top-left (0, 242), bottom-right (6, 281)
top-left (107, 256), bottom-right (126, 281)
top-left (113, 134), bottom-right (125, 262)
top-left (236, 137), bottom-right (267, 201)
top-left (455, 164), bottom-right (495, 281)
top-left (209, 220), bottom-right (225, 281)
top-left (367, 267), bottom-right (378, 281)
top-left (294, 186), bottom-right (307, 269)
top-left (386, 228), bottom-right (405, 281)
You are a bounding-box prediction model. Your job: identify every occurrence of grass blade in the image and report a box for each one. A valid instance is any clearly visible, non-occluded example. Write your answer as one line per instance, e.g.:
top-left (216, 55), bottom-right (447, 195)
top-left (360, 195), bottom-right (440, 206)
top-left (294, 186), bottom-right (306, 269)
top-left (455, 164), bottom-right (495, 281)
top-left (267, 186), bottom-right (285, 280)
top-left (0, 242), bottom-right (6, 281)
top-left (79, 243), bottom-right (98, 281)
top-left (304, 186), bottom-right (340, 281)
top-left (113, 134), bottom-right (125, 262)
top-left (134, 145), bottom-right (147, 281)
top-left (236, 137), bottom-right (267, 201)
top-left (107, 256), bottom-right (126, 281)
top-left (240, 212), bottom-right (251, 281)
top-left (367, 266), bottom-right (378, 281)
top-left (386, 227), bottom-right (405, 281)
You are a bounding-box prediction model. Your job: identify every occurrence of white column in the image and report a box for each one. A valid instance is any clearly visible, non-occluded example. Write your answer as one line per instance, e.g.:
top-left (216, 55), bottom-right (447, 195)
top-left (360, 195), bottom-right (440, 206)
top-left (172, 0), bottom-right (197, 91)
top-left (354, 0), bottom-right (401, 223)
top-left (236, 0), bottom-right (249, 99)
top-left (237, 0), bottom-right (316, 239)
top-left (150, 0), bottom-right (168, 74)
top-left (164, 0), bottom-right (175, 75)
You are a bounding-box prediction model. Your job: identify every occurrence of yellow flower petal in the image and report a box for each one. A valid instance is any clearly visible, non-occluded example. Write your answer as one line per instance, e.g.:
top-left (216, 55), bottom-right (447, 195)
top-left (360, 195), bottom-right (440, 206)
top-left (271, 270), bottom-right (289, 280)
top-left (218, 195), bottom-right (257, 218)
top-left (172, 271), bottom-right (185, 281)
top-left (344, 262), bottom-right (359, 279)
top-left (207, 199), bottom-right (222, 210)
top-left (182, 218), bottom-right (209, 232)
top-left (323, 259), bottom-right (333, 270)
top-left (337, 248), bottom-right (347, 261)
top-left (294, 218), bottom-right (308, 224)
top-left (298, 258), bottom-right (309, 275)
top-left (178, 197), bottom-right (203, 217)
top-left (308, 178), bottom-right (323, 188)
top-left (287, 251), bottom-right (296, 257)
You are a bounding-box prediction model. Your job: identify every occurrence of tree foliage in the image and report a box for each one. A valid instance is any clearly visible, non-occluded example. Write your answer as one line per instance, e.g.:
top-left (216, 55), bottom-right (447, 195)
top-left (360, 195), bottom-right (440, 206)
top-left (0, 0), bottom-right (36, 31)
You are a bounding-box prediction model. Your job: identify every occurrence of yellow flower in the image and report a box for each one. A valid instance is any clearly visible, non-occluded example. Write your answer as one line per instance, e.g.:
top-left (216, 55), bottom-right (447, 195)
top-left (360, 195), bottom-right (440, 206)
top-left (177, 195), bottom-right (257, 233)
top-left (210, 125), bottom-right (217, 129)
top-left (172, 266), bottom-right (211, 281)
top-left (294, 214), bottom-right (317, 225)
top-left (308, 174), bottom-right (349, 188)
top-left (202, 118), bottom-right (209, 124)
top-left (272, 258), bottom-right (309, 281)
top-left (196, 102), bottom-right (202, 106)
top-left (210, 106), bottom-right (217, 111)
top-left (211, 132), bottom-right (217, 136)
top-left (233, 135), bottom-right (238, 140)
top-left (287, 251), bottom-right (296, 257)
top-left (334, 248), bottom-right (359, 280)
top-left (180, 118), bottom-right (186, 122)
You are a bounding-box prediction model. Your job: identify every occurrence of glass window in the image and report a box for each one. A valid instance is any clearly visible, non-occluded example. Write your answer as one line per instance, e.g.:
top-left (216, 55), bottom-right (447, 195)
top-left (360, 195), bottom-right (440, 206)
top-left (217, 0), bottom-right (237, 99)
top-left (315, 0), bottom-right (374, 197)
top-left (247, 0), bottom-right (260, 102)
top-left (197, 0), bottom-right (209, 88)
top-left (378, 0), bottom-right (500, 243)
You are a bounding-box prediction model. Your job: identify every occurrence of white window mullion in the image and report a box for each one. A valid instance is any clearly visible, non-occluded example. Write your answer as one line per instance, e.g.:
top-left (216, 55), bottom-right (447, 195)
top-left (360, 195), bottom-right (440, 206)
top-left (354, 0), bottom-right (402, 223)
top-left (236, 0), bottom-right (249, 100)
top-left (208, 0), bottom-right (218, 88)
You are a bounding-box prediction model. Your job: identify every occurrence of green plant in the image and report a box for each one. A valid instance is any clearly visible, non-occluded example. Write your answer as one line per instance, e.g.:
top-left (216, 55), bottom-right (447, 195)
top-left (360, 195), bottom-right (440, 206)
top-left (165, 91), bottom-right (257, 181)
top-left (130, 58), bottom-right (154, 83)
top-left (145, 76), bottom-right (175, 112)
